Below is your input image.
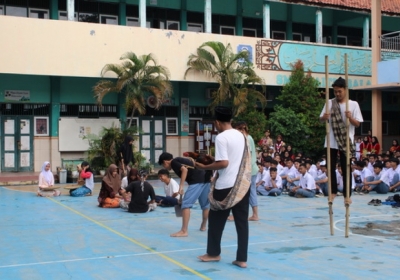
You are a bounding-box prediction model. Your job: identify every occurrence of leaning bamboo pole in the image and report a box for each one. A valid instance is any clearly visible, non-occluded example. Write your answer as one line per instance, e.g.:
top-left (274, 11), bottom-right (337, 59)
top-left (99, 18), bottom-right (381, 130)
top-left (325, 56), bottom-right (334, 235)
top-left (344, 53), bottom-right (351, 238)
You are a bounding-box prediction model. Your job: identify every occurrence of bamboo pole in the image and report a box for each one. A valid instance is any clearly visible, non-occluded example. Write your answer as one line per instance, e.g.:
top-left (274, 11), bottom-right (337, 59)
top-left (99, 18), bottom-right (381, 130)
top-left (344, 53), bottom-right (351, 238)
top-left (325, 56), bottom-right (334, 235)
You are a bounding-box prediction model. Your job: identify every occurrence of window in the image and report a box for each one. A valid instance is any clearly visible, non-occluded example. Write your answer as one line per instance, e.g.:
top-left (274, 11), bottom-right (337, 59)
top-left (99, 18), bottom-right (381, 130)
top-left (167, 20), bottom-right (179, 30)
top-left (304, 36), bottom-right (311, 42)
top-left (220, 26), bottom-right (235, 35)
top-left (166, 118), bottom-right (178, 135)
top-left (6, 6), bottom-right (27, 17)
top-left (293, 33), bottom-right (302, 41)
top-left (59, 11), bottom-right (77, 21)
top-left (126, 118), bottom-right (139, 134)
top-left (29, 8), bottom-right (49, 19)
top-left (337, 35), bottom-right (347, 45)
top-left (272, 31), bottom-right (285, 40)
top-left (187, 23), bottom-right (203, 32)
top-left (78, 13), bottom-right (99, 23)
top-left (127, 17), bottom-right (151, 27)
top-left (189, 118), bottom-right (202, 135)
top-left (0, 6), bottom-right (4, 15)
top-left (323, 36), bottom-right (331, 44)
top-left (100, 15), bottom-right (118, 25)
top-left (243, 28), bottom-right (257, 37)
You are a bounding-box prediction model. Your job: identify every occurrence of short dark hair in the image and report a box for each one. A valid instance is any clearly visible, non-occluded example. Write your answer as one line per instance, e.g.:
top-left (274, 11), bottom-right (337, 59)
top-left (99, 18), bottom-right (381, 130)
top-left (270, 159), bottom-right (278, 166)
top-left (263, 156), bottom-right (273, 163)
top-left (269, 167), bottom-right (277, 172)
top-left (157, 169), bottom-right (170, 176)
top-left (390, 157), bottom-right (400, 164)
top-left (158, 152), bottom-right (173, 165)
top-left (299, 163), bottom-right (307, 168)
top-left (373, 162), bottom-right (383, 169)
top-left (355, 161), bottom-right (365, 168)
top-left (369, 154), bottom-right (377, 159)
top-left (332, 77), bottom-right (346, 88)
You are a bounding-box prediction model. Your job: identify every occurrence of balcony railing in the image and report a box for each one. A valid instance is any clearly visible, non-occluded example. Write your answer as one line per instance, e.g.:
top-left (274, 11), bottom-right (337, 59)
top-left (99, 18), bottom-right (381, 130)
top-left (381, 31), bottom-right (400, 61)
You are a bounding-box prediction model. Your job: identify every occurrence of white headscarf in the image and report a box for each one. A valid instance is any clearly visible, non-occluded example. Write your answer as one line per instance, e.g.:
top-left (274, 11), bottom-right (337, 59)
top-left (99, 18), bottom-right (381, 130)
top-left (41, 161), bottom-right (53, 185)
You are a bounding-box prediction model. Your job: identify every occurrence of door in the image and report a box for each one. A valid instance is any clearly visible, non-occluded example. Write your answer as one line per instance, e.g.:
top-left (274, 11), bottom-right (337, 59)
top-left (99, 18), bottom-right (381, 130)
top-left (2, 116), bottom-right (33, 172)
top-left (140, 117), bottom-right (165, 166)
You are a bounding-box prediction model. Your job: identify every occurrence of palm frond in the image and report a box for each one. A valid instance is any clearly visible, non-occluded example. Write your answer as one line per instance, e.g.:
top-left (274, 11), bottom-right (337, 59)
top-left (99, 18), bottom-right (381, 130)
top-left (93, 80), bottom-right (119, 104)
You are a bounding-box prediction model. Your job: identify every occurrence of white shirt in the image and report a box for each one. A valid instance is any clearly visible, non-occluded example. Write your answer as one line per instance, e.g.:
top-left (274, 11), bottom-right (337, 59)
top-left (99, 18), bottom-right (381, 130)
top-left (299, 172), bottom-right (316, 190)
top-left (215, 129), bottom-right (245, 190)
top-left (164, 178), bottom-right (180, 200)
top-left (121, 177), bottom-right (129, 189)
top-left (256, 170), bottom-right (269, 186)
top-left (320, 99), bottom-right (363, 149)
top-left (375, 170), bottom-right (390, 186)
top-left (361, 167), bottom-right (373, 181)
top-left (367, 162), bottom-right (375, 174)
top-left (336, 169), bottom-right (343, 190)
top-left (266, 175), bottom-right (283, 189)
top-left (276, 164), bottom-right (284, 175)
top-left (308, 167), bottom-right (318, 179)
top-left (287, 166), bottom-right (297, 178)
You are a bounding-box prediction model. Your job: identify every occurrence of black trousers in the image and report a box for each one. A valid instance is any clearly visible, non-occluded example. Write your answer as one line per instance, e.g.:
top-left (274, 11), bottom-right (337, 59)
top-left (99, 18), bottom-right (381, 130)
top-left (206, 187), bottom-right (250, 262)
top-left (327, 148), bottom-right (352, 197)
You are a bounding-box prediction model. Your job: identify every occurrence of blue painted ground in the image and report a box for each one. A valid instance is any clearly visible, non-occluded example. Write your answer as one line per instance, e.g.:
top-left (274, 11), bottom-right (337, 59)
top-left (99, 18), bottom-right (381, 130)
top-left (0, 181), bottom-right (398, 279)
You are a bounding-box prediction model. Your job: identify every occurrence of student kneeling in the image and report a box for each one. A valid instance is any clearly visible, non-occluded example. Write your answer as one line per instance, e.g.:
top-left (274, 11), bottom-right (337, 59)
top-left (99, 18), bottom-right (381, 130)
top-left (256, 167), bottom-right (282, 196)
top-left (120, 170), bottom-right (157, 213)
top-left (289, 163), bottom-right (316, 198)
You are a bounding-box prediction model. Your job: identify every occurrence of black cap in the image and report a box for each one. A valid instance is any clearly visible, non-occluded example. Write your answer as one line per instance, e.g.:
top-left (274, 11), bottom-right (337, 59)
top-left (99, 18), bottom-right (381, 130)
top-left (214, 106), bottom-right (232, 122)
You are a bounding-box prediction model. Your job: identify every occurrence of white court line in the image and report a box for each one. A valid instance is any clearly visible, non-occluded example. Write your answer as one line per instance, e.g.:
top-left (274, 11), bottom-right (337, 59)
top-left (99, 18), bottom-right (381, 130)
top-left (334, 214), bottom-right (400, 243)
top-left (0, 235), bottom-right (333, 269)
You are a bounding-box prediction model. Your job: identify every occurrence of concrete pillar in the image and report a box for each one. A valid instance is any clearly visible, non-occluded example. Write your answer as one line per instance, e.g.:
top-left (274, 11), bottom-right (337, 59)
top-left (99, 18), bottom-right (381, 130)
top-left (204, 0), bottom-right (212, 34)
top-left (119, 1), bottom-right (126, 26)
top-left (371, 0), bottom-right (382, 141)
top-left (67, 0), bottom-right (74, 21)
top-left (236, 0), bottom-right (243, 36)
top-left (139, 0), bottom-right (146, 28)
top-left (49, 0), bottom-right (58, 20)
top-left (263, 0), bottom-right (270, 39)
top-left (180, 0), bottom-right (187, 31)
top-left (316, 9), bottom-right (323, 43)
top-left (286, 5), bottom-right (292, 41)
top-left (363, 16), bottom-right (370, 47)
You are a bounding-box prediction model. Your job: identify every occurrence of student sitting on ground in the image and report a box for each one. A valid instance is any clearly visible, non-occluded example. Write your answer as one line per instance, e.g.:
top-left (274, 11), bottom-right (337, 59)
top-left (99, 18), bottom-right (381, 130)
top-left (361, 162), bottom-right (390, 194)
top-left (289, 163), bottom-right (316, 198)
top-left (155, 169), bottom-right (180, 207)
top-left (388, 158), bottom-right (400, 192)
top-left (315, 161), bottom-right (328, 197)
top-left (37, 161), bottom-right (61, 197)
top-left (120, 168), bottom-right (140, 204)
top-left (98, 164), bottom-right (122, 208)
top-left (285, 159), bottom-right (301, 192)
top-left (257, 167), bottom-right (282, 196)
top-left (120, 170), bottom-right (157, 213)
top-left (336, 163), bottom-right (344, 195)
top-left (354, 160), bottom-right (373, 193)
top-left (255, 163), bottom-right (269, 194)
top-left (70, 161), bottom-right (94, 197)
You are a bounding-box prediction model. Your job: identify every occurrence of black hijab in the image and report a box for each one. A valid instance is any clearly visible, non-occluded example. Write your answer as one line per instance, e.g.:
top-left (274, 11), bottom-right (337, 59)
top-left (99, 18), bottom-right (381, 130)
top-left (120, 136), bottom-right (134, 165)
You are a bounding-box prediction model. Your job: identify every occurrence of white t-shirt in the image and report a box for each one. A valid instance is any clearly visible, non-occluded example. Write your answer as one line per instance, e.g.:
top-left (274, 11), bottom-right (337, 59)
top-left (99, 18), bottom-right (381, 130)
top-left (320, 99), bottom-right (363, 149)
top-left (266, 175), bottom-right (282, 189)
top-left (164, 178), bottom-right (180, 200)
top-left (287, 166), bottom-right (297, 178)
top-left (299, 172), bottom-right (316, 190)
top-left (376, 170), bottom-right (390, 186)
top-left (215, 128), bottom-right (245, 190)
top-left (256, 170), bottom-right (269, 186)
top-left (121, 177), bottom-right (129, 189)
top-left (361, 167), bottom-right (373, 181)
top-left (336, 169), bottom-right (343, 190)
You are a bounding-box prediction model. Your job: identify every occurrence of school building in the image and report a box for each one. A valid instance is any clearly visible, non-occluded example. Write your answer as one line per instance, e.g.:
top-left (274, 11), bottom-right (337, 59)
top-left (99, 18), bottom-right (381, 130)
top-left (0, 0), bottom-right (399, 172)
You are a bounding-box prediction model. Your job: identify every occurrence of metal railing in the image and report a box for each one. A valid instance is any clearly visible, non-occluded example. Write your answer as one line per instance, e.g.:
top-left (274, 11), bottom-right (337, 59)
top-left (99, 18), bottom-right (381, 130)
top-left (381, 31), bottom-right (400, 61)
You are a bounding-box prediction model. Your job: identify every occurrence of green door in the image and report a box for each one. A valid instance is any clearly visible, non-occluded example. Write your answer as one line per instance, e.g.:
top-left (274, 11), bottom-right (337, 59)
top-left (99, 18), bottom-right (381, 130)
top-left (140, 117), bottom-right (165, 166)
top-left (2, 116), bottom-right (33, 172)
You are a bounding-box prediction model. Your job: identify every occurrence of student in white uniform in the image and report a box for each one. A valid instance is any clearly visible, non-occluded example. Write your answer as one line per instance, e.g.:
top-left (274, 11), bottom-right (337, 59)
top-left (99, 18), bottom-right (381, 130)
top-left (257, 167), bottom-right (282, 196)
top-left (362, 162), bottom-right (390, 194)
top-left (290, 163), bottom-right (316, 198)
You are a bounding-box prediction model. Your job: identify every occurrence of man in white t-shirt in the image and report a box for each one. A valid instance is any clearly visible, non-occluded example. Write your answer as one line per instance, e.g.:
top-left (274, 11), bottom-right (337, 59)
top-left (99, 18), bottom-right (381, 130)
top-left (155, 169), bottom-right (180, 206)
top-left (362, 162), bottom-right (390, 194)
top-left (290, 163), bottom-right (316, 198)
top-left (319, 77), bottom-right (363, 204)
top-left (196, 106), bottom-right (249, 269)
top-left (388, 158), bottom-right (400, 192)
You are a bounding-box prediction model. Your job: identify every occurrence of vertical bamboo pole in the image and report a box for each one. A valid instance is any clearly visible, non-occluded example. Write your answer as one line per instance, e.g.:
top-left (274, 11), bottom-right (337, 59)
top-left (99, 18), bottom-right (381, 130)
top-left (325, 56), bottom-right (334, 235)
top-left (344, 54), bottom-right (351, 238)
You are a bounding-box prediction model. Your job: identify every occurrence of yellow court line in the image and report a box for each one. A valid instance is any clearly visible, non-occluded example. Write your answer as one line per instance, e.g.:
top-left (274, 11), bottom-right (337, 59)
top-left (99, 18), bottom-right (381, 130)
top-left (48, 197), bottom-right (210, 280)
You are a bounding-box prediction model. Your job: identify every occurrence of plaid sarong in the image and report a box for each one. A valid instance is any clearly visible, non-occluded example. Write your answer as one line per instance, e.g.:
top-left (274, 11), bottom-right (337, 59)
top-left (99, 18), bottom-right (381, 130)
top-left (330, 98), bottom-right (355, 154)
top-left (208, 133), bottom-right (252, 211)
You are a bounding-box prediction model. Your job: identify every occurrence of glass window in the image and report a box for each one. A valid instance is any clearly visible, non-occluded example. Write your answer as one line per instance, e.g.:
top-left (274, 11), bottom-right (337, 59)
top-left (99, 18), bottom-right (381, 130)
top-left (6, 6), bottom-right (27, 17)
top-left (166, 118), bottom-right (178, 135)
top-left (100, 15), bottom-right (118, 25)
top-left (167, 20), bottom-right (179, 30)
top-left (220, 26), bottom-right (235, 35)
top-left (243, 28), bottom-right (256, 37)
top-left (29, 8), bottom-right (49, 19)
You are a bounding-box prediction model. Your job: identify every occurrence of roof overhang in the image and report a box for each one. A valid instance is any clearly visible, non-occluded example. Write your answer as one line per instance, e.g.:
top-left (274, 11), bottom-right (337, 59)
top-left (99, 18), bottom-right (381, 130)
top-left (352, 82), bottom-right (400, 91)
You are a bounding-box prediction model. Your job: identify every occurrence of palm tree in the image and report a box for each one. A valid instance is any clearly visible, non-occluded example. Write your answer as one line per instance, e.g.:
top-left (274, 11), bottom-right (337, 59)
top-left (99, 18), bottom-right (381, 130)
top-left (184, 41), bottom-right (266, 116)
top-left (93, 52), bottom-right (173, 127)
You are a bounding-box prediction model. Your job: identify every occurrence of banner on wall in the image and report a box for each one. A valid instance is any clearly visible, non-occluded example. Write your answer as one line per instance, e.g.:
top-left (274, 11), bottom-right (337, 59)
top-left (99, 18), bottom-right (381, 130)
top-left (4, 90), bottom-right (30, 102)
top-left (181, 98), bottom-right (189, 133)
